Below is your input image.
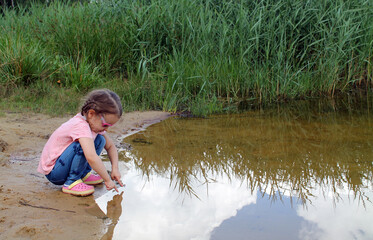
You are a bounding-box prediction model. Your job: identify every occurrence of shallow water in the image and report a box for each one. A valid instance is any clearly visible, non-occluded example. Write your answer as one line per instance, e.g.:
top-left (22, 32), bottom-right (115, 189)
top-left (97, 100), bottom-right (373, 240)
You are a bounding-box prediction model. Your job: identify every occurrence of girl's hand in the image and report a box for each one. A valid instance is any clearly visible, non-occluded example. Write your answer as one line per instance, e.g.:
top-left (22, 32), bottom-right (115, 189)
top-left (111, 169), bottom-right (124, 187)
top-left (105, 179), bottom-right (119, 192)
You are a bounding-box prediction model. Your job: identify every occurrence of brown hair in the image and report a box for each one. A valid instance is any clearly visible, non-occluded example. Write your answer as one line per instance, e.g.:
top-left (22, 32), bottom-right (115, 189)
top-left (81, 89), bottom-right (123, 117)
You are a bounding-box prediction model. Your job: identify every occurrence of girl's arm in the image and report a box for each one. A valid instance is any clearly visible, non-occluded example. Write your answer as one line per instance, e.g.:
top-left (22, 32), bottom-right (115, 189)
top-left (79, 137), bottom-right (118, 192)
top-left (102, 133), bottom-right (124, 187)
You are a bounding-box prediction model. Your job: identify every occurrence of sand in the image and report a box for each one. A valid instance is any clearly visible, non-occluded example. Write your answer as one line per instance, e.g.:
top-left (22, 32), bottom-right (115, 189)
top-left (0, 110), bottom-right (171, 240)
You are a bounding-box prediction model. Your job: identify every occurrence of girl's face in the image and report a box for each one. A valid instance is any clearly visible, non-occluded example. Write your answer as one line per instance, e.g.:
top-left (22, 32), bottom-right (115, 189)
top-left (87, 110), bottom-right (120, 133)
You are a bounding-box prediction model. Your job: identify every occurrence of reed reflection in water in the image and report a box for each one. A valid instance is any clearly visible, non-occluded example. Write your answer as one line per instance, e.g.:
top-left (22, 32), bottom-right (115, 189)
top-left (97, 100), bottom-right (373, 240)
top-left (122, 102), bottom-right (373, 206)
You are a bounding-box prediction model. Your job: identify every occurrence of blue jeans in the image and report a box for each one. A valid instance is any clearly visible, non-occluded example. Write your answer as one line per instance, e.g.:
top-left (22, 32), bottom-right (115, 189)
top-left (46, 135), bottom-right (106, 186)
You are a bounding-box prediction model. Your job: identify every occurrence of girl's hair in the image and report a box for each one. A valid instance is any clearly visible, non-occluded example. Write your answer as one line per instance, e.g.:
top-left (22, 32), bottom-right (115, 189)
top-left (81, 89), bottom-right (123, 117)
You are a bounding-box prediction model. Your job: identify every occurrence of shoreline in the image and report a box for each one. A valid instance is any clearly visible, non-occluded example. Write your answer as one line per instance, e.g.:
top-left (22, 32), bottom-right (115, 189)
top-left (0, 110), bottom-right (171, 240)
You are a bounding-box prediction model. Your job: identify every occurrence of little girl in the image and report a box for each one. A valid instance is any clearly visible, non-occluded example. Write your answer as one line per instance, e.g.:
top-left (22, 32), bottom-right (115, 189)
top-left (38, 89), bottom-right (124, 196)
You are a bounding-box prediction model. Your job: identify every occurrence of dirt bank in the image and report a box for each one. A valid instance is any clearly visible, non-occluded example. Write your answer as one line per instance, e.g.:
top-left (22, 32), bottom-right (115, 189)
top-left (0, 110), bottom-right (170, 240)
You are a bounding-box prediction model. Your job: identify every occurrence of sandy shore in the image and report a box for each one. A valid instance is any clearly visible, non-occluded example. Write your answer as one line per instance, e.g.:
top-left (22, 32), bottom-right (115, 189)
top-left (0, 110), bottom-right (170, 240)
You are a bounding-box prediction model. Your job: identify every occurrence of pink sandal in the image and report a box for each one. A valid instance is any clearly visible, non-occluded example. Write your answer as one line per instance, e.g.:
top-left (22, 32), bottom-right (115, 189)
top-left (82, 172), bottom-right (104, 185)
top-left (62, 179), bottom-right (94, 196)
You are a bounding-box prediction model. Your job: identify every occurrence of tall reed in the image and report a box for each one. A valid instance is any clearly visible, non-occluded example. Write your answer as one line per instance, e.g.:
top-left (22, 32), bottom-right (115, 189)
top-left (1, 0), bottom-right (372, 115)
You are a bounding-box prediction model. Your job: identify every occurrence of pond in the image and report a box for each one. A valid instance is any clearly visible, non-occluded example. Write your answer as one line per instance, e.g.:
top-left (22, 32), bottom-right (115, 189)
top-left (96, 99), bottom-right (373, 240)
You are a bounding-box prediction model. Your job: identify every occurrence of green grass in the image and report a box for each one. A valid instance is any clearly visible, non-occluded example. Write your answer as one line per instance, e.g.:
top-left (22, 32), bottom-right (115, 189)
top-left (1, 0), bottom-right (372, 116)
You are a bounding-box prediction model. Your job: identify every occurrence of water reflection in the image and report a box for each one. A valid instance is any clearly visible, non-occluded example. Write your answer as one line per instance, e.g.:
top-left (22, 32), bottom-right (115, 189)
top-left (97, 164), bottom-right (257, 240)
top-left (101, 192), bottom-right (124, 240)
top-left (121, 101), bottom-right (373, 206)
top-left (96, 99), bottom-right (373, 239)
top-left (210, 192), bottom-right (321, 240)
top-left (96, 161), bottom-right (373, 240)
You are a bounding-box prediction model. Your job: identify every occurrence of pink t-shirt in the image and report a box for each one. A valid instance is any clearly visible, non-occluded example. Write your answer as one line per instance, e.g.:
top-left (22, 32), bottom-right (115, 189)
top-left (38, 113), bottom-right (101, 175)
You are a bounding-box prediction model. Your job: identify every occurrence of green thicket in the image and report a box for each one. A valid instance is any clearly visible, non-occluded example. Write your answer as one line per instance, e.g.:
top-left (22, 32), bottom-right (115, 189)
top-left (1, 0), bottom-right (372, 115)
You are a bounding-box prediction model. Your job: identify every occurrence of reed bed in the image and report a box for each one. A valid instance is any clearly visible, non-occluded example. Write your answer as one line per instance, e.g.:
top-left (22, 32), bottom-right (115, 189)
top-left (1, 0), bottom-right (372, 115)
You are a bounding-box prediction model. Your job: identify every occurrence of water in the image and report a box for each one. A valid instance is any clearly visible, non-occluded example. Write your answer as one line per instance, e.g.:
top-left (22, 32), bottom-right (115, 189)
top-left (96, 100), bottom-right (373, 240)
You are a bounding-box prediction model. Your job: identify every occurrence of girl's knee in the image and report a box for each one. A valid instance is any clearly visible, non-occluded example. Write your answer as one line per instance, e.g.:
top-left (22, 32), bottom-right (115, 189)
top-left (95, 134), bottom-right (106, 149)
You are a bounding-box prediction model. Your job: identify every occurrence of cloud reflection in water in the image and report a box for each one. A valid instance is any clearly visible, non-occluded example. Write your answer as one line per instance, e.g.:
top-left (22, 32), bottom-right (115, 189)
top-left (97, 160), bottom-right (256, 240)
top-left (97, 159), bottom-right (373, 240)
